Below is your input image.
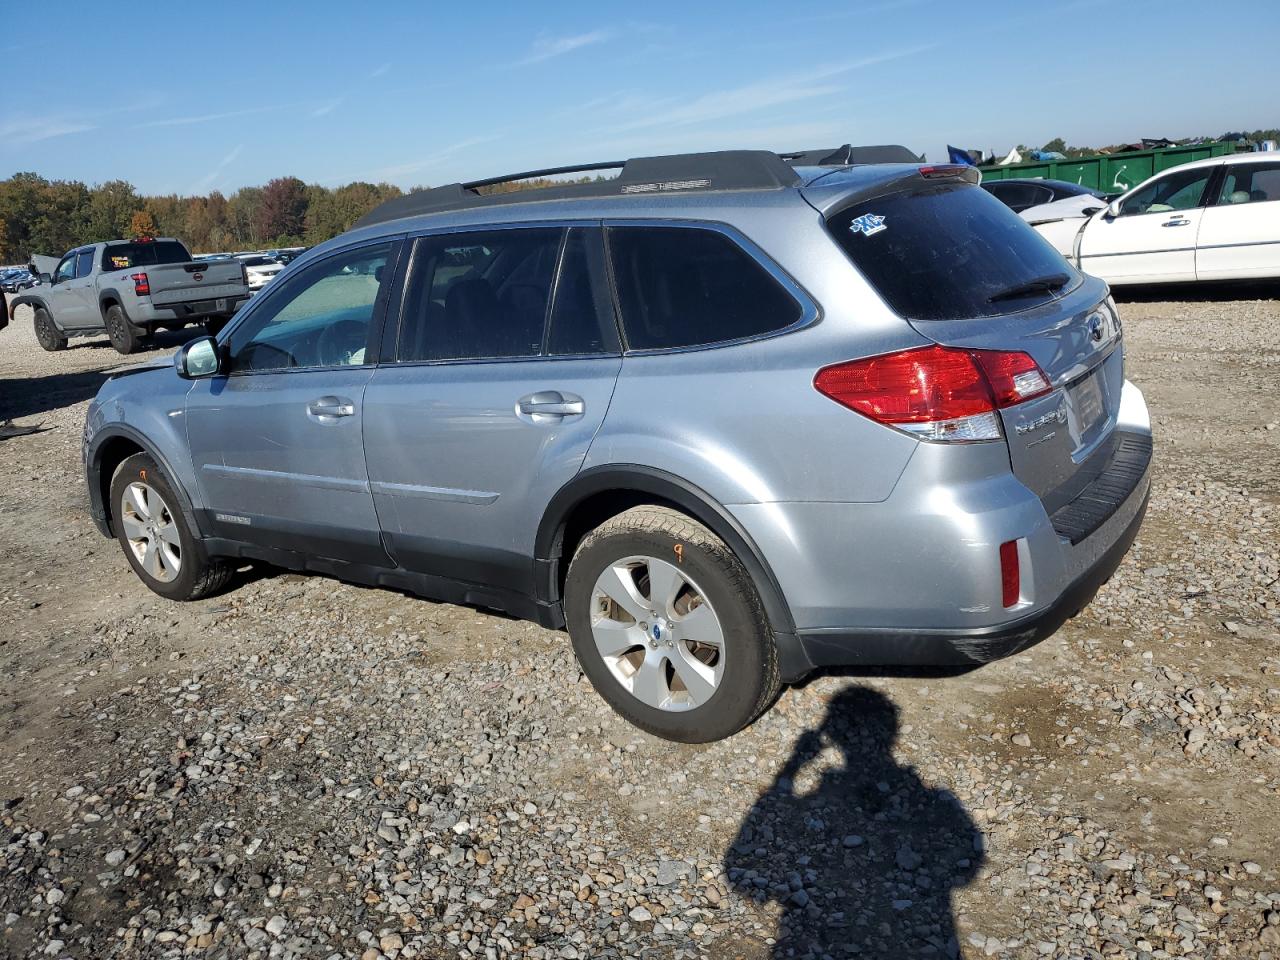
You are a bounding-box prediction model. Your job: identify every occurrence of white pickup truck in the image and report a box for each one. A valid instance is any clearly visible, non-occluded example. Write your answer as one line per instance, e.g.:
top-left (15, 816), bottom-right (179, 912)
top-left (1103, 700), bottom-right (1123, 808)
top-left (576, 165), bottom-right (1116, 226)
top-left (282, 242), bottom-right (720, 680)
top-left (9, 237), bottom-right (250, 354)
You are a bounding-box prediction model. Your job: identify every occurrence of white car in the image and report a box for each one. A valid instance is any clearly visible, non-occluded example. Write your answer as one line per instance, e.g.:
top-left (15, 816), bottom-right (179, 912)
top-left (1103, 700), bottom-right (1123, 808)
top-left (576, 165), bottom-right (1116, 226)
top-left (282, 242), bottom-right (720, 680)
top-left (237, 255), bottom-right (284, 292)
top-left (1074, 153), bottom-right (1280, 285)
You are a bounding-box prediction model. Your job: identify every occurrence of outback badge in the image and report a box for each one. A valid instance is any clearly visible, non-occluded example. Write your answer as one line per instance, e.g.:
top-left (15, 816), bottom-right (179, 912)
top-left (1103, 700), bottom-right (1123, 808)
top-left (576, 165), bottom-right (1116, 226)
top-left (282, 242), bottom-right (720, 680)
top-left (849, 213), bottom-right (887, 237)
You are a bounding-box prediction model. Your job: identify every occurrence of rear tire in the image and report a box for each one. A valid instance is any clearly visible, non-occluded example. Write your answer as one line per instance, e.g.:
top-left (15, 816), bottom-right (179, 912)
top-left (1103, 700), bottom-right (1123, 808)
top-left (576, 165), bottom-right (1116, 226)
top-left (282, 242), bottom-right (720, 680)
top-left (33, 308), bottom-right (67, 351)
top-left (110, 452), bottom-right (233, 601)
top-left (105, 304), bottom-right (140, 354)
top-left (564, 506), bottom-right (780, 743)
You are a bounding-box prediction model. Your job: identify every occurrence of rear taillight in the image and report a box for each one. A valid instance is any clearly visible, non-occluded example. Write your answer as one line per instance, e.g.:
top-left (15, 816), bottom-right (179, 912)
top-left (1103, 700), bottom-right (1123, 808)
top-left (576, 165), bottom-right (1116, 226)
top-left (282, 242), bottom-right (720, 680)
top-left (240, 263), bottom-right (249, 286)
top-left (813, 345), bottom-right (1052, 442)
top-left (999, 540), bottom-right (1020, 607)
top-left (130, 272), bottom-right (150, 296)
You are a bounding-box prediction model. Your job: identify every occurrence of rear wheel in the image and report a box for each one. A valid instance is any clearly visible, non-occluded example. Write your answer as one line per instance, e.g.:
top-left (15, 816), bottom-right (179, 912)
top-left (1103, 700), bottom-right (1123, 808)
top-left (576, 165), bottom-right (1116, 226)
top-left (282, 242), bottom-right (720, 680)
top-left (33, 308), bottom-right (67, 351)
top-left (110, 453), bottom-right (232, 601)
top-left (564, 506), bottom-right (780, 743)
top-left (105, 304), bottom-right (141, 354)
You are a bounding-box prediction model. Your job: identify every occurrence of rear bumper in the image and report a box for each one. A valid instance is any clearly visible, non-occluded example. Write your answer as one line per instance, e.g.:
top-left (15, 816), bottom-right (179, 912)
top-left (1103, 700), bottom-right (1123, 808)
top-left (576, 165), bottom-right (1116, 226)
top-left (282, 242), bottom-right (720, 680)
top-left (733, 379), bottom-right (1153, 679)
top-left (790, 478), bottom-right (1148, 672)
top-left (143, 295), bottom-right (248, 323)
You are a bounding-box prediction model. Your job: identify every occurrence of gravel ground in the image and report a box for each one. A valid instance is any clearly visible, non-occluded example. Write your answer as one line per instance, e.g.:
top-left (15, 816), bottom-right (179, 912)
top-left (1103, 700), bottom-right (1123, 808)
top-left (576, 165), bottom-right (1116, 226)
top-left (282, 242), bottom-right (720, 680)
top-left (1, 291), bottom-right (1278, 960)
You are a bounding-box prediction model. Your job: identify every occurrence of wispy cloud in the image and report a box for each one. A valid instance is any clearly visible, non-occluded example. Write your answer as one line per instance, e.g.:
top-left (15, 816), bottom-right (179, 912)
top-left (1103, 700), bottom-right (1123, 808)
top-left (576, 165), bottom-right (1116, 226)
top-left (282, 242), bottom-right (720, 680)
top-left (0, 116), bottom-right (97, 145)
top-left (136, 106), bottom-right (280, 129)
top-left (370, 135), bottom-right (503, 182)
top-left (190, 144), bottom-right (243, 194)
top-left (514, 28), bottom-right (615, 66)
top-left (592, 46), bottom-right (936, 135)
top-left (369, 62), bottom-right (392, 79)
top-left (312, 98), bottom-right (345, 118)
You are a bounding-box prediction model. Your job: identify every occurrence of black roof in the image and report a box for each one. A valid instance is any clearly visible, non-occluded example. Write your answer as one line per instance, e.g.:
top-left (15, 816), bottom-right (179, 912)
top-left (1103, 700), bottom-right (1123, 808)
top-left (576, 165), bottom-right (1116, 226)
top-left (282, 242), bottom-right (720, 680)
top-left (356, 144), bottom-right (922, 228)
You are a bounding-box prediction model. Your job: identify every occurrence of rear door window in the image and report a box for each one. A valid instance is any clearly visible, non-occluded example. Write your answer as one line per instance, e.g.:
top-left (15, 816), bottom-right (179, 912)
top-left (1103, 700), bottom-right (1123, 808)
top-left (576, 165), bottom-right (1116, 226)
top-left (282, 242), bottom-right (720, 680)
top-left (397, 228), bottom-right (562, 362)
top-left (827, 184), bottom-right (1080, 321)
top-left (1215, 162), bottom-right (1280, 206)
top-left (546, 227), bottom-right (619, 356)
top-left (606, 226), bottom-right (802, 350)
top-left (75, 250), bottom-right (95, 278)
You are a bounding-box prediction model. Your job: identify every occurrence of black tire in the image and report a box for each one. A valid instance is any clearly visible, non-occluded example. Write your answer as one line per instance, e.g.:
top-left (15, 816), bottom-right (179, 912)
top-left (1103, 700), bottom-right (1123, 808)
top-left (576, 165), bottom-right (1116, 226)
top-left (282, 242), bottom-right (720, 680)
top-left (110, 452), bottom-right (233, 601)
top-left (564, 505), bottom-right (780, 743)
top-left (33, 307), bottom-right (67, 351)
top-left (105, 304), bottom-right (141, 354)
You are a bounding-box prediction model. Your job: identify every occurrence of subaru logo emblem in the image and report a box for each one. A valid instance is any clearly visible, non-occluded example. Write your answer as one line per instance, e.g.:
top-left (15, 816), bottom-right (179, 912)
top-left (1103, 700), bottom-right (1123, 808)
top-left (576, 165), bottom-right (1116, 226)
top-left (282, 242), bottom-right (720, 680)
top-left (651, 623), bottom-right (662, 641)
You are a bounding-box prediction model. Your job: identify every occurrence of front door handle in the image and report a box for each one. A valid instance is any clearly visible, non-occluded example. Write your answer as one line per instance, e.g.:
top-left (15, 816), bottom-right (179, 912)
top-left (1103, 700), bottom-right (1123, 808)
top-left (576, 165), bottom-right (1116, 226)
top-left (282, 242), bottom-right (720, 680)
top-left (307, 396), bottom-right (356, 421)
top-left (516, 391), bottom-right (585, 422)
top-left (1163, 218), bottom-right (1191, 227)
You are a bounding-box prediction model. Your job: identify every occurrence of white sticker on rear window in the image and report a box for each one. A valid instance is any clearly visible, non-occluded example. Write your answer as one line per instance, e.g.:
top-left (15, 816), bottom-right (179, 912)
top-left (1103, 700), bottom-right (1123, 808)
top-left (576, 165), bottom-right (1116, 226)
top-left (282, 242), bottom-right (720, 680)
top-left (849, 213), bottom-right (887, 237)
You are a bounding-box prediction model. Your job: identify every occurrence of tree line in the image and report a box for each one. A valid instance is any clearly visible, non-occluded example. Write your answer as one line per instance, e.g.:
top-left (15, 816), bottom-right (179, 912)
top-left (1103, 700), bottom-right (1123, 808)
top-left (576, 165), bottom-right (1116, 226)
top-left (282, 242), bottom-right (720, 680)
top-left (0, 172), bottom-right (611, 265)
top-left (0, 174), bottom-right (406, 263)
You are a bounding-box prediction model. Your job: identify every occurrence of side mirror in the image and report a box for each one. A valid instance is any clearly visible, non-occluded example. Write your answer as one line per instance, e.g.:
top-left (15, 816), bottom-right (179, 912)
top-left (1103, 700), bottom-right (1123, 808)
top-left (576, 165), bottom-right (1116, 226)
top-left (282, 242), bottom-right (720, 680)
top-left (1080, 206), bottom-right (1103, 218)
top-left (39, 273), bottom-right (51, 285)
top-left (174, 335), bottom-right (221, 379)
top-left (1105, 199), bottom-right (1122, 219)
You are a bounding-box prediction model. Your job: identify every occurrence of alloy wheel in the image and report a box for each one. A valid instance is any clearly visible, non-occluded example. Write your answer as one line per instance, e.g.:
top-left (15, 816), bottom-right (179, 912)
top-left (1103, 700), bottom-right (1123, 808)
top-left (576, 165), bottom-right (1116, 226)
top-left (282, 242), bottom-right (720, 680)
top-left (120, 481), bottom-right (182, 583)
top-left (589, 555), bottom-right (725, 711)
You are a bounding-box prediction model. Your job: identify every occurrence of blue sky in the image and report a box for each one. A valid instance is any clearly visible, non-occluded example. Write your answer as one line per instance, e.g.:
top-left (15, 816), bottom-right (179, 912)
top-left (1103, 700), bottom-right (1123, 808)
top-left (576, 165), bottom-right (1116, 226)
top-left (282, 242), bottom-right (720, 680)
top-left (3, 0), bottom-right (1276, 196)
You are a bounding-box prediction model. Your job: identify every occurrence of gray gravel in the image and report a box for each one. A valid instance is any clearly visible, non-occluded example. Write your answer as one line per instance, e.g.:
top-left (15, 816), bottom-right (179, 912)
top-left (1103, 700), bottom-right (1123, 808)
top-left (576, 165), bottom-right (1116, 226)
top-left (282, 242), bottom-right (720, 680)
top-left (1, 292), bottom-right (1279, 959)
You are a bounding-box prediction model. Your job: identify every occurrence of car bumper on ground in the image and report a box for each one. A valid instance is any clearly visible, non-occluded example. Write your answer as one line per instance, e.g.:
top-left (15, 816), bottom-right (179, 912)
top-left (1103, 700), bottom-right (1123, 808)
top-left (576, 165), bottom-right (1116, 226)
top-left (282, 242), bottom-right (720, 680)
top-left (734, 380), bottom-right (1153, 677)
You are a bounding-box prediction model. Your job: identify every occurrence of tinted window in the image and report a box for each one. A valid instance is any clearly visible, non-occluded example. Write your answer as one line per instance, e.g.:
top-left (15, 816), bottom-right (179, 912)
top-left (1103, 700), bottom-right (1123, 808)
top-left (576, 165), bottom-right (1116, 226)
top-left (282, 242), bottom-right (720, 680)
top-left (985, 182), bottom-right (1050, 212)
top-left (241, 256), bottom-right (277, 267)
top-left (102, 241), bottom-right (190, 270)
top-left (75, 250), bottom-right (95, 278)
top-left (828, 184), bottom-right (1080, 321)
top-left (398, 228), bottom-right (561, 362)
top-left (607, 227), bottom-right (801, 350)
top-left (547, 227), bottom-right (617, 356)
top-left (1216, 162), bottom-right (1280, 206)
top-left (228, 242), bottom-right (393, 372)
top-left (1118, 168), bottom-right (1213, 216)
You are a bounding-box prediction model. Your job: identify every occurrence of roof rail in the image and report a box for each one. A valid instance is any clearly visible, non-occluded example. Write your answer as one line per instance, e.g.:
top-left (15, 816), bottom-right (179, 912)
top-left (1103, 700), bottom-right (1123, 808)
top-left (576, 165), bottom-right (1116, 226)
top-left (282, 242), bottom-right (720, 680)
top-left (355, 145), bottom-right (920, 228)
top-left (780, 144), bottom-right (923, 166)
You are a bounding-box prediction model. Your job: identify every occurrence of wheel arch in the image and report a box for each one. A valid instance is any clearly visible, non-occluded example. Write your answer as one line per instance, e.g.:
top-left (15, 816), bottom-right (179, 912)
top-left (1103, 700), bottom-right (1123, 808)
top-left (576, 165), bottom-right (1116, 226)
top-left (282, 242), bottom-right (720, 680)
top-left (89, 425), bottom-right (205, 540)
top-left (7, 293), bottom-right (51, 322)
top-left (535, 465), bottom-right (799, 642)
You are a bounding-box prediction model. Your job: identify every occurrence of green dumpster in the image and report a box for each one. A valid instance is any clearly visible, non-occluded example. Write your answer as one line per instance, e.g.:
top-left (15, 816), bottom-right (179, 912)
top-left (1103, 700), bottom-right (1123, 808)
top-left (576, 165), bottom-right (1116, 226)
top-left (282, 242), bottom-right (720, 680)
top-left (977, 141), bottom-right (1239, 194)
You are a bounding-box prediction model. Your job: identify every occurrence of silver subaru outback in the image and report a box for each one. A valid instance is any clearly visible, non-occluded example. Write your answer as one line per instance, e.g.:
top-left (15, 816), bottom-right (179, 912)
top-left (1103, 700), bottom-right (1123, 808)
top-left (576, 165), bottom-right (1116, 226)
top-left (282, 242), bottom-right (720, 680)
top-left (83, 147), bottom-right (1151, 743)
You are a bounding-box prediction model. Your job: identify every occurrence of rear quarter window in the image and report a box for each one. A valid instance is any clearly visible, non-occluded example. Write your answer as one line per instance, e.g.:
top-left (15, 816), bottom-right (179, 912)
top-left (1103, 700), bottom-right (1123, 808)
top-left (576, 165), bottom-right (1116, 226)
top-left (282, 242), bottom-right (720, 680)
top-left (606, 226), bottom-right (802, 350)
top-left (827, 184), bottom-right (1080, 321)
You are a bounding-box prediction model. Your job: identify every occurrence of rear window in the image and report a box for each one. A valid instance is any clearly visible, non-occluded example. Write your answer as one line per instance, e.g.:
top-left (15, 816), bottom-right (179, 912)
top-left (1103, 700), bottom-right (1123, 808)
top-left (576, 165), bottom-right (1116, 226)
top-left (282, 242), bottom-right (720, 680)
top-left (828, 184), bottom-right (1080, 321)
top-left (102, 241), bottom-right (190, 270)
top-left (607, 226), bottom-right (802, 350)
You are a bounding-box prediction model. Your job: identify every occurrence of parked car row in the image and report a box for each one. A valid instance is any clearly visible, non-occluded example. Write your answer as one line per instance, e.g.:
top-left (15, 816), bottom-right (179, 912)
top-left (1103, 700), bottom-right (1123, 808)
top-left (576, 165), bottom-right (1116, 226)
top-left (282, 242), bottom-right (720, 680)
top-left (982, 153), bottom-right (1280, 284)
top-left (1, 266), bottom-right (39, 293)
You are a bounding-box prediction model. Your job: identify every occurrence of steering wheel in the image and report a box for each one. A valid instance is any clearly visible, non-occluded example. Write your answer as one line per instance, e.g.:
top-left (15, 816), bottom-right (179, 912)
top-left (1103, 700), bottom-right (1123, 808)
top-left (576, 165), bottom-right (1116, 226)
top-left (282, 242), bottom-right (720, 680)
top-left (315, 319), bottom-right (368, 366)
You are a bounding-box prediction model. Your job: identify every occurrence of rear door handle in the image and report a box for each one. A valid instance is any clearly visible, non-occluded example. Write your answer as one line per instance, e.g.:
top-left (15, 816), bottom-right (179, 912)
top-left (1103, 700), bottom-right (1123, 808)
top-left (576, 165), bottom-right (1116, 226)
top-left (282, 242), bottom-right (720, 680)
top-left (1163, 218), bottom-right (1191, 227)
top-left (516, 391), bottom-right (585, 421)
top-left (307, 396), bottom-right (356, 421)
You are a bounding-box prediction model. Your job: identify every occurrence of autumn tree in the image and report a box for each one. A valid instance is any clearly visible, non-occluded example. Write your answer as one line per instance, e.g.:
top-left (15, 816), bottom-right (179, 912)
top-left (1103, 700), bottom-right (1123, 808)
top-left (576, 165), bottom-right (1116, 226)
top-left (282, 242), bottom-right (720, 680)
top-left (129, 210), bottom-right (158, 237)
top-left (255, 176), bottom-right (309, 245)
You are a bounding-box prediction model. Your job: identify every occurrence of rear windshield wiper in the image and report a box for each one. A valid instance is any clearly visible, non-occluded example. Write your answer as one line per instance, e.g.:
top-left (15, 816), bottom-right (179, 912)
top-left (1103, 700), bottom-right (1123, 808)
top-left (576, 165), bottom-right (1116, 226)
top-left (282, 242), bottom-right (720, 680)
top-left (987, 273), bottom-right (1070, 304)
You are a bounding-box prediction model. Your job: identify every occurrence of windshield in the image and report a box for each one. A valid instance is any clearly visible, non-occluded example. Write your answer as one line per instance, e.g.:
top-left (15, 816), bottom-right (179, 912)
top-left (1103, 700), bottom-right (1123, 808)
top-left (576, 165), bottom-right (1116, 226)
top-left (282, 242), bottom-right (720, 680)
top-left (827, 183), bottom-right (1080, 321)
top-left (102, 241), bottom-right (191, 270)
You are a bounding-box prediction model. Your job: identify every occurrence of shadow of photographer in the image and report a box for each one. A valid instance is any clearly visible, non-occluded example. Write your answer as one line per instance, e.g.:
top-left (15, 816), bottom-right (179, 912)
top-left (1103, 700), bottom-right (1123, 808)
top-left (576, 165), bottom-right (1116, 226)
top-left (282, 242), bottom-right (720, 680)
top-left (727, 686), bottom-right (984, 958)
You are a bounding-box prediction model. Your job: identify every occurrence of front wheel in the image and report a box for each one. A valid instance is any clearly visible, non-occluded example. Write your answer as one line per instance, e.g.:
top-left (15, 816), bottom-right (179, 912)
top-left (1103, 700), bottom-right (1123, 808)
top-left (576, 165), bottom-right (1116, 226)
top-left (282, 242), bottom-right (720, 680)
top-left (564, 506), bottom-right (780, 743)
top-left (110, 453), bottom-right (233, 601)
top-left (33, 307), bottom-right (67, 351)
top-left (105, 304), bottom-right (141, 354)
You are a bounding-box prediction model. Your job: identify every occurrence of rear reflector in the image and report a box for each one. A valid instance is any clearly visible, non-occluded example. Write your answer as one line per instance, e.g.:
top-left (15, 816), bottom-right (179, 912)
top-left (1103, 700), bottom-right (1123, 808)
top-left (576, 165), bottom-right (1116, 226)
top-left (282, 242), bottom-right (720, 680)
top-left (130, 272), bottom-right (150, 296)
top-left (813, 345), bottom-right (1052, 442)
top-left (999, 540), bottom-right (1020, 608)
